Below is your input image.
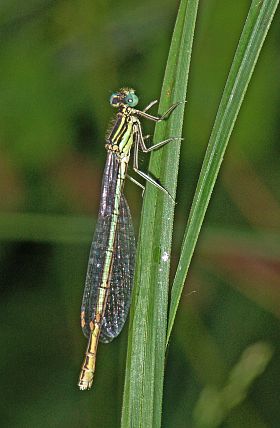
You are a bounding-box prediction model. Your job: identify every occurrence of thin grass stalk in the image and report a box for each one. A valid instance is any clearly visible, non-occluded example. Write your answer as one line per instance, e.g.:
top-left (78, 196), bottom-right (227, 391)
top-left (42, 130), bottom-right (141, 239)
top-left (167, 0), bottom-right (280, 343)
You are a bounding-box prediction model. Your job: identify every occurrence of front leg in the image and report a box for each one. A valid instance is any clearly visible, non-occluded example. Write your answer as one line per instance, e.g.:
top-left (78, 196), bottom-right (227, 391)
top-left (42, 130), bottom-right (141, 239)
top-left (143, 99), bottom-right (158, 113)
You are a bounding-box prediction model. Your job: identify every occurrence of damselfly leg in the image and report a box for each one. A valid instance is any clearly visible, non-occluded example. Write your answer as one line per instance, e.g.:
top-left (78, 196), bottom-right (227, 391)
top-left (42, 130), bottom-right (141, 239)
top-left (143, 99), bottom-right (158, 112)
top-left (131, 115), bottom-right (182, 201)
top-left (135, 101), bottom-right (182, 122)
top-left (127, 174), bottom-right (146, 195)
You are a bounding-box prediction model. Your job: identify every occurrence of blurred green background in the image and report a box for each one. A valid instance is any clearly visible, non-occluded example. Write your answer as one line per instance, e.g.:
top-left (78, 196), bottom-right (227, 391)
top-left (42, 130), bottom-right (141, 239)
top-left (0, 1), bottom-right (279, 427)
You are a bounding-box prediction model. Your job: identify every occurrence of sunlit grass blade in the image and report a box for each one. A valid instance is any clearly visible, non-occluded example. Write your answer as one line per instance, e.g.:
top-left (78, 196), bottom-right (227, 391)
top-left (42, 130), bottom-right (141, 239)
top-left (167, 0), bottom-right (280, 343)
top-left (121, 0), bottom-right (199, 427)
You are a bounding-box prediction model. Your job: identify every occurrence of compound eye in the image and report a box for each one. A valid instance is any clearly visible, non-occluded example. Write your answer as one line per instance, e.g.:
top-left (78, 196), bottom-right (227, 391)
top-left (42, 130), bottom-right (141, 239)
top-left (124, 93), bottom-right (138, 107)
top-left (110, 93), bottom-right (120, 107)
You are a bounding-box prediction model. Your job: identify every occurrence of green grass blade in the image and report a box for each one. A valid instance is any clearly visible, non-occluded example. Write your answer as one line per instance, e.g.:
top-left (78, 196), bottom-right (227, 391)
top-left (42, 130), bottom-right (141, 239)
top-left (121, 1), bottom-right (199, 427)
top-left (167, 0), bottom-right (280, 343)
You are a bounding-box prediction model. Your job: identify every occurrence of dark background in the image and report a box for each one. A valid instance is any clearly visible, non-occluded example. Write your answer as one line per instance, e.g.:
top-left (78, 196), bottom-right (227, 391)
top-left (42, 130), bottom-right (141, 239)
top-left (0, 1), bottom-right (279, 427)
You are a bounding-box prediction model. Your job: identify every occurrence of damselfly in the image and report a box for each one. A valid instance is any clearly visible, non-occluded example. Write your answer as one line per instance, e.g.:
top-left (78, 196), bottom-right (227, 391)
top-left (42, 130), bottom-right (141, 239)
top-left (78, 88), bottom-right (180, 390)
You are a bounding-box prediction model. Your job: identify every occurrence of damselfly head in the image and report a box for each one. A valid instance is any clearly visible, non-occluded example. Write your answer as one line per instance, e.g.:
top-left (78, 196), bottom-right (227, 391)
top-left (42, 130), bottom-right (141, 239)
top-left (110, 88), bottom-right (139, 108)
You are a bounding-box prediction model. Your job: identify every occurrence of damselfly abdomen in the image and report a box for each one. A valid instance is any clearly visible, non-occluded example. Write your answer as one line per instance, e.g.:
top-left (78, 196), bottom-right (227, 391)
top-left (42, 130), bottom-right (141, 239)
top-left (78, 88), bottom-right (179, 390)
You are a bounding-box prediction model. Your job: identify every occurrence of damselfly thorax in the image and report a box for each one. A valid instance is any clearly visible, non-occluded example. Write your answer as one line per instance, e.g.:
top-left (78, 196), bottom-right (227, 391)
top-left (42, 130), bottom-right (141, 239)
top-left (78, 88), bottom-right (180, 390)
